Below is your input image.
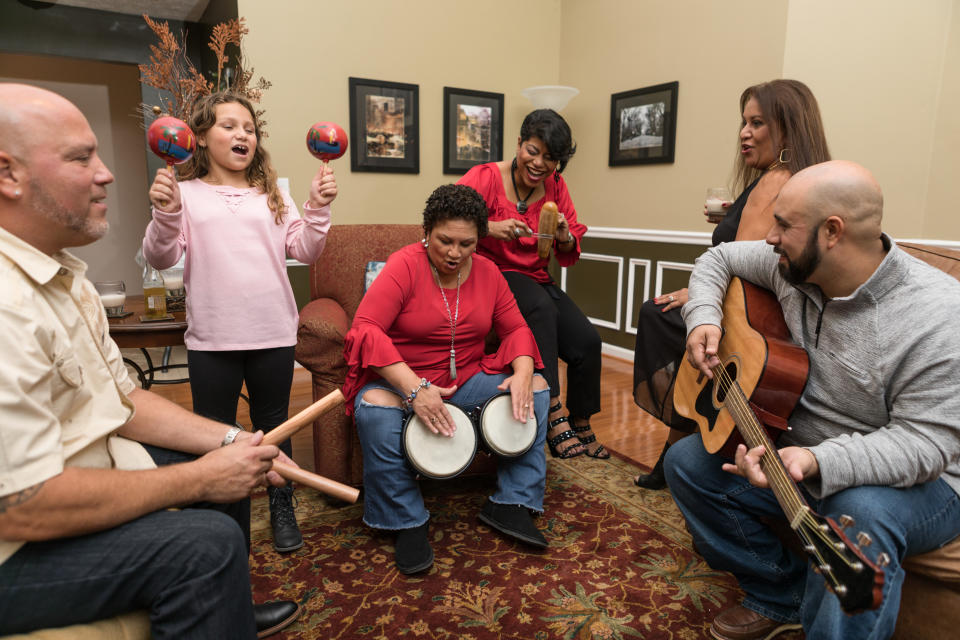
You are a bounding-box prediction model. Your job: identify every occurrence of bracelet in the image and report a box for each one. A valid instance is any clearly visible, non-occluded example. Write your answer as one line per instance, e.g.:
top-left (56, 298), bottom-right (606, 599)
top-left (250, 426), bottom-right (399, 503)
top-left (220, 426), bottom-right (242, 447)
top-left (557, 235), bottom-right (575, 247)
top-left (404, 378), bottom-right (431, 408)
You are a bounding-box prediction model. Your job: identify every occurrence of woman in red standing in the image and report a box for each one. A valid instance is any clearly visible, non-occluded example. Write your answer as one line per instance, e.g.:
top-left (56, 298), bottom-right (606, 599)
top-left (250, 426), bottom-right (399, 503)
top-left (458, 109), bottom-right (607, 459)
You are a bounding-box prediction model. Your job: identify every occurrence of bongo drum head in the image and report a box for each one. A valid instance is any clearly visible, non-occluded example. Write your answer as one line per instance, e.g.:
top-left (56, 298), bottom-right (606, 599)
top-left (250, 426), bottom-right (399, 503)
top-left (402, 403), bottom-right (477, 479)
top-left (479, 394), bottom-right (537, 458)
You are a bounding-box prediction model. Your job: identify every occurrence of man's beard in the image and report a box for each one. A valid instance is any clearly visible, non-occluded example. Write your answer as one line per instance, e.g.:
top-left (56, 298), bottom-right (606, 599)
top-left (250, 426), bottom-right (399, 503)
top-left (776, 229), bottom-right (821, 285)
top-left (30, 178), bottom-right (108, 243)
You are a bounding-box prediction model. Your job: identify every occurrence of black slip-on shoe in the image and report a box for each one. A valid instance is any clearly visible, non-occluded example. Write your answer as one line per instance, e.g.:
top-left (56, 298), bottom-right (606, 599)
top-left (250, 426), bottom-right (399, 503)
top-left (395, 522), bottom-right (433, 574)
top-left (478, 500), bottom-right (548, 548)
top-left (254, 600), bottom-right (300, 638)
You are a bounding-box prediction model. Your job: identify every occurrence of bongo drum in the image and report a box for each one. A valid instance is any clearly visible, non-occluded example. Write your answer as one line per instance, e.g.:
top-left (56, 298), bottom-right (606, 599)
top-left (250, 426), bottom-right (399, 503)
top-left (477, 393), bottom-right (537, 458)
top-left (402, 402), bottom-right (477, 479)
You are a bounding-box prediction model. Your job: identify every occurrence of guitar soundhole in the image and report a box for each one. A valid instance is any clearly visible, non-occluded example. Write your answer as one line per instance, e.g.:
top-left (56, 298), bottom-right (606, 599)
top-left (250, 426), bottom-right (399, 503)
top-left (715, 361), bottom-right (738, 403)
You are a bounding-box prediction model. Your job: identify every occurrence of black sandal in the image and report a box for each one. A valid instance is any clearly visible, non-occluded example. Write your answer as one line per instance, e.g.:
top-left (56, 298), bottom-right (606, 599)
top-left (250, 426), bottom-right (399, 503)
top-left (547, 403), bottom-right (585, 459)
top-left (572, 422), bottom-right (610, 459)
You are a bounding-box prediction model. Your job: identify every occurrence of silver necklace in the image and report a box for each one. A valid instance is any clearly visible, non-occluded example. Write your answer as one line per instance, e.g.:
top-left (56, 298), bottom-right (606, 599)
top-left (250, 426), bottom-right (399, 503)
top-left (430, 263), bottom-right (461, 379)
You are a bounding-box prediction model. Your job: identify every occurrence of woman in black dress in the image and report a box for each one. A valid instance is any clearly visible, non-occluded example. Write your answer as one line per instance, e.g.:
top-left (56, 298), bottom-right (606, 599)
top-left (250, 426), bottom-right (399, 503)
top-left (632, 79), bottom-right (830, 488)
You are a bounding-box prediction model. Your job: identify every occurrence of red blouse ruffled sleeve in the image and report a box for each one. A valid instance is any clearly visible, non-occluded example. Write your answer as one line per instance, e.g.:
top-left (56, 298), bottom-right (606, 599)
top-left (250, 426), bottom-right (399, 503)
top-left (479, 263), bottom-right (543, 373)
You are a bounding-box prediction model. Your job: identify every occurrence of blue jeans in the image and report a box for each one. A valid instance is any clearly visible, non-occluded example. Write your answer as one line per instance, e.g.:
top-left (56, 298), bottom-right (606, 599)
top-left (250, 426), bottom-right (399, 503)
top-left (354, 371), bottom-right (549, 530)
top-left (0, 450), bottom-right (256, 638)
top-left (664, 434), bottom-right (960, 639)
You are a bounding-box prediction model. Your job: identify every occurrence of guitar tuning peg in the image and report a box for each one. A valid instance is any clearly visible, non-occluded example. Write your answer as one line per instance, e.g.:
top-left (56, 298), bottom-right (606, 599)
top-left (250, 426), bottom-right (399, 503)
top-left (857, 531), bottom-right (873, 547)
top-left (876, 552), bottom-right (891, 568)
top-left (839, 514), bottom-right (855, 529)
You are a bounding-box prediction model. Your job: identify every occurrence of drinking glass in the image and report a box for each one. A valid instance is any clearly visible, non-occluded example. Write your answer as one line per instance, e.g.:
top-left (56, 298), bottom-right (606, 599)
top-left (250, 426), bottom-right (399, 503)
top-left (94, 280), bottom-right (126, 316)
top-left (162, 268), bottom-right (185, 296)
top-left (705, 186), bottom-right (733, 224)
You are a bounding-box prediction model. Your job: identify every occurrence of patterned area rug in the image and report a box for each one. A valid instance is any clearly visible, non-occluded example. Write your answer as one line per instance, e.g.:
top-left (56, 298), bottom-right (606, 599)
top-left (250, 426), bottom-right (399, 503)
top-left (248, 452), bottom-right (785, 639)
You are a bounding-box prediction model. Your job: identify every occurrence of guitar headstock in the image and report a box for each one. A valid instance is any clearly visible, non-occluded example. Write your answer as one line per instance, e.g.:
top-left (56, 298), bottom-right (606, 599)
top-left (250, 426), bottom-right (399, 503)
top-left (796, 510), bottom-right (886, 613)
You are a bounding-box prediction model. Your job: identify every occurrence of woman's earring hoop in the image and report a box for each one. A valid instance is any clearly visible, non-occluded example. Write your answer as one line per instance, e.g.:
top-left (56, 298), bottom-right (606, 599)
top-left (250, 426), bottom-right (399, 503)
top-left (778, 148), bottom-right (791, 164)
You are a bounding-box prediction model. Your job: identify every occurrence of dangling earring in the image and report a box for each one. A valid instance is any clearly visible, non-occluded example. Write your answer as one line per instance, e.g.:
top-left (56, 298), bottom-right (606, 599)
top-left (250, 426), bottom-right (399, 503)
top-left (778, 148), bottom-right (791, 164)
top-left (422, 237), bottom-right (428, 248)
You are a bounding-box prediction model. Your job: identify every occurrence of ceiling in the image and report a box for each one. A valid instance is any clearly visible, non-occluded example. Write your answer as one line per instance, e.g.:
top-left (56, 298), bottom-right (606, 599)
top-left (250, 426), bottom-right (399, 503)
top-left (42, 0), bottom-right (211, 21)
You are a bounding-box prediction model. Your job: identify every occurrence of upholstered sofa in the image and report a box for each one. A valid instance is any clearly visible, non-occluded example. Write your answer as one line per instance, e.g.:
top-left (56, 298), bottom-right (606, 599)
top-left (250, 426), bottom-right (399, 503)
top-left (294, 223), bottom-right (496, 487)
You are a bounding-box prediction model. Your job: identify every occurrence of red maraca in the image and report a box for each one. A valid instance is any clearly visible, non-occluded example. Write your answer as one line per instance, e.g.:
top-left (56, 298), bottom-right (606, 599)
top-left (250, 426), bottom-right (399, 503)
top-left (148, 115), bottom-right (196, 170)
top-left (306, 122), bottom-right (347, 175)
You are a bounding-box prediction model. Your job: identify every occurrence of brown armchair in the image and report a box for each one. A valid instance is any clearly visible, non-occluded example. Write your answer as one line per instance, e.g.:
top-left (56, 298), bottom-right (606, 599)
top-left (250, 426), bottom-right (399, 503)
top-left (294, 224), bottom-right (497, 487)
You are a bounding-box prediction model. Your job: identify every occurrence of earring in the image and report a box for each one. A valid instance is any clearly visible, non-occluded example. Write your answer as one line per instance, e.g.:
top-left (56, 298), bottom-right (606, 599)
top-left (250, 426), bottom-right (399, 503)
top-left (778, 148), bottom-right (791, 164)
top-left (14, 189), bottom-right (21, 197)
top-left (422, 238), bottom-right (428, 248)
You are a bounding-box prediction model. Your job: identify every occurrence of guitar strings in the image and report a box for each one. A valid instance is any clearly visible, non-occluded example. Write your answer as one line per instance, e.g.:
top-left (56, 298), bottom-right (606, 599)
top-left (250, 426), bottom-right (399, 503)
top-left (710, 361), bottom-right (861, 582)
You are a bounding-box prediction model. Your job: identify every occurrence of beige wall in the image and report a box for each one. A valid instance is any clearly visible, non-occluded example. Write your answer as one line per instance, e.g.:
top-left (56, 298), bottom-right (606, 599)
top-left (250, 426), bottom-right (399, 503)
top-left (558, 0), bottom-right (788, 232)
top-left (239, 0), bottom-right (561, 225)
top-left (782, 0), bottom-right (957, 240)
top-left (244, 0), bottom-right (957, 243)
top-left (0, 55), bottom-right (151, 287)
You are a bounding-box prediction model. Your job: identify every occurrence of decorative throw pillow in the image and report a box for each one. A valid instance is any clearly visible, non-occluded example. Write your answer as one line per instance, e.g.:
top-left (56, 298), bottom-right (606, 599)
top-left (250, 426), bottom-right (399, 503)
top-left (364, 261), bottom-right (387, 292)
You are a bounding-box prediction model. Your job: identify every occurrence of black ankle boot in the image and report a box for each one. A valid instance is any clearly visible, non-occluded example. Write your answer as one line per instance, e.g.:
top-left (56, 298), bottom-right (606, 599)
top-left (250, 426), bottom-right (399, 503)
top-left (633, 442), bottom-right (670, 489)
top-left (268, 485), bottom-right (304, 552)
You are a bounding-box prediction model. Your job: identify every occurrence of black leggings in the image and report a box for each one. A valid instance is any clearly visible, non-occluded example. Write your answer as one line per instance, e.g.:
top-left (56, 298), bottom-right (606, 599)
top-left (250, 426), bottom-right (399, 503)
top-left (502, 271), bottom-right (602, 419)
top-left (187, 346), bottom-right (296, 458)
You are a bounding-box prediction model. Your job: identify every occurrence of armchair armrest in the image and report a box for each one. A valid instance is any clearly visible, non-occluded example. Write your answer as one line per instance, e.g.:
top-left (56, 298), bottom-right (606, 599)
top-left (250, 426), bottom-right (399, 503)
top-left (295, 298), bottom-right (350, 389)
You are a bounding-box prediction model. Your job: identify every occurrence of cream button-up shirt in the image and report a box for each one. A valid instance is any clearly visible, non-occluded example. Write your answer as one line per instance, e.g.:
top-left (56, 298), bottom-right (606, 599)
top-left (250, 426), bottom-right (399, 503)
top-left (0, 227), bottom-right (154, 565)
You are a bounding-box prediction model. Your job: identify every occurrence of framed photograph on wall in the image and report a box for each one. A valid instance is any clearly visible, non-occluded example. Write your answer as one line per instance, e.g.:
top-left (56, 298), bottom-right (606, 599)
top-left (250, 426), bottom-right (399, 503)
top-left (442, 87), bottom-right (504, 174)
top-left (348, 77), bottom-right (419, 173)
top-left (609, 81), bottom-right (678, 166)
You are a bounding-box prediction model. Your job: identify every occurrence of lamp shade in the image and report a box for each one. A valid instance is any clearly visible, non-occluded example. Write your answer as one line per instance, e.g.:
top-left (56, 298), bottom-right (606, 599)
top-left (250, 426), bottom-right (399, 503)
top-left (521, 85), bottom-right (580, 112)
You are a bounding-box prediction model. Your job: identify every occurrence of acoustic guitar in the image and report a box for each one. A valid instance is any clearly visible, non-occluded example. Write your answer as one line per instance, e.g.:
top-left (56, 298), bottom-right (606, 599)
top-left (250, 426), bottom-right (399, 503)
top-left (673, 277), bottom-right (886, 613)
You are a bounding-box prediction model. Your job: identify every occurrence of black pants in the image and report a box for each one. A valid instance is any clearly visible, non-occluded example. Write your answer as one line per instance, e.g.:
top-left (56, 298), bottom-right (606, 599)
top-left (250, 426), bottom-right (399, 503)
top-left (187, 346), bottom-right (296, 458)
top-left (503, 271), bottom-right (601, 419)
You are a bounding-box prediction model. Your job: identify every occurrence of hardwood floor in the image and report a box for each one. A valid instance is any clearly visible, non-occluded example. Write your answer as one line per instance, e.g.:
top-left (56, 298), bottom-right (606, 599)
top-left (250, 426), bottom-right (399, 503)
top-left (145, 352), bottom-right (669, 473)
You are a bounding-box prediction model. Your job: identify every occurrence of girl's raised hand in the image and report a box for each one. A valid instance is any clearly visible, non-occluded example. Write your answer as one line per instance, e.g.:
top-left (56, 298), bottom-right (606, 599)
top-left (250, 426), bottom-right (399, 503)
top-left (148, 167), bottom-right (182, 213)
top-left (308, 165), bottom-right (338, 208)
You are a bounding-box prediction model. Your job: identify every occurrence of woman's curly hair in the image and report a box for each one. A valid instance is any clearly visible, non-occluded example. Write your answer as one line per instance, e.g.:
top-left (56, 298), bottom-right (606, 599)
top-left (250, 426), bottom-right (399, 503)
top-left (422, 184), bottom-right (489, 238)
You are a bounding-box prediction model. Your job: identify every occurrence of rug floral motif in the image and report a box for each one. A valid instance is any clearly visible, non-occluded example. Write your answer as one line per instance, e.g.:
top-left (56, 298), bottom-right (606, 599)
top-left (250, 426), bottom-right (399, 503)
top-left (249, 452), bottom-right (799, 639)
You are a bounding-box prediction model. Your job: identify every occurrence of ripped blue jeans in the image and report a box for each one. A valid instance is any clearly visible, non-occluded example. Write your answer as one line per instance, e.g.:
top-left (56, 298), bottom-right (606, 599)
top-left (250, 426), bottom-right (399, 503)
top-left (354, 371), bottom-right (549, 530)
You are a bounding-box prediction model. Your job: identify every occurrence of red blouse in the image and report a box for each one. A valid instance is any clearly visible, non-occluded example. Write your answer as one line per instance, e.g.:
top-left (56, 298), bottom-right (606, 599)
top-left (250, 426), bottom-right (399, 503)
top-left (458, 163), bottom-right (587, 283)
top-left (342, 243), bottom-right (543, 413)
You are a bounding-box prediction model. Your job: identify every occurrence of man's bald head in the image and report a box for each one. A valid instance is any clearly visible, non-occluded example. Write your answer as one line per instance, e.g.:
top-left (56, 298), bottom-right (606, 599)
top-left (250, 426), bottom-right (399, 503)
top-left (781, 160), bottom-right (884, 243)
top-left (0, 83), bottom-right (85, 162)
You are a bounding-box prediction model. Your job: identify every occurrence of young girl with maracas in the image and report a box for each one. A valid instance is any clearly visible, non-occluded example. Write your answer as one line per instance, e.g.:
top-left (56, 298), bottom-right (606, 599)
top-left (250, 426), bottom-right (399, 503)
top-left (143, 92), bottom-right (338, 553)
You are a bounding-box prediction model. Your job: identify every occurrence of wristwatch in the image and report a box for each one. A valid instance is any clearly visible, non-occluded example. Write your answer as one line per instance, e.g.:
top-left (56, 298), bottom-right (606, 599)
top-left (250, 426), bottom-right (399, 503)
top-left (220, 425), bottom-right (242, 447)
top-left (404, 378), bottom-right (431, 408)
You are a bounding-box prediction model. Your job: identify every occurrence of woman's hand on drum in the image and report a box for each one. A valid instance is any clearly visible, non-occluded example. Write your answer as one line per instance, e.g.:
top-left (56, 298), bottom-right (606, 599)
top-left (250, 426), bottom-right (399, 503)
top-left (490, 218), bottom-right (532, 242)
top-left (655, 288), bottom-right (688, 312)
top-left (412, 383), bottom-right (458, 436)
top-left (498, 373), bottom-right (534, 423)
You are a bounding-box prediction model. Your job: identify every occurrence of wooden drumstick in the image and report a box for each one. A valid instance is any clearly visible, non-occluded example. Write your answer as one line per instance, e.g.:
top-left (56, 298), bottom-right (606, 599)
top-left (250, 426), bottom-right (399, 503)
top-left (261, 388), bottom-right (345, 447)
top-left (538, 201), bottom-right (559, 259)
top-left (272, 460), bottom-right (360, 503)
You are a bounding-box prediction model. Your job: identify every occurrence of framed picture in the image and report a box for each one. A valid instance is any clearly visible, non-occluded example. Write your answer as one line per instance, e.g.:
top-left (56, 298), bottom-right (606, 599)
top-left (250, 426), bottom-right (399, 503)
top-left (348, 77), bottom-right (419, 173)
top-left (442, 87), bottom-right (504, 174)
top-left (609, 81), bottom-right (679, 166)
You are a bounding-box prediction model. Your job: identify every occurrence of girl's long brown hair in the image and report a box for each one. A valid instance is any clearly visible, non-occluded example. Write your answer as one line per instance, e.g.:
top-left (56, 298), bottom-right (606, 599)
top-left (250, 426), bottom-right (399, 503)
top-left (732, 79), bottom-right (831, 194)
top-left (179, 91), bottom-right (286, 224)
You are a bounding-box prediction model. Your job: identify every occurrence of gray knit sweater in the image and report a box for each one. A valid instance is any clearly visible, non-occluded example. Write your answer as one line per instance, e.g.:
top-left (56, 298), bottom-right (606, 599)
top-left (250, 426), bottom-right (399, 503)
top-left (682, 236), bottom-right (960, 499)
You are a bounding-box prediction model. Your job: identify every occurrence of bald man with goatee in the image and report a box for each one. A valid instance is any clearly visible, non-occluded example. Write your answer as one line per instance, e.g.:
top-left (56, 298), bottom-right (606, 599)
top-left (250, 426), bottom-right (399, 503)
top-left (665, 161), bottom-right (960, 640)
top-left (0, 83), bottom-right (301, 638)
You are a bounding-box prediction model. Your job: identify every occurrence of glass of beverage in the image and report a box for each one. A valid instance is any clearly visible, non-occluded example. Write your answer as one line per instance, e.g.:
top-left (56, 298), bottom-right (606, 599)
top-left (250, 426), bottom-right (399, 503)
top-left (162, 268), bottom-right (185, 296)
top-left (705, 186), bottom-right (733, 224)
top-left (95, 280), bottom-right (126, 316)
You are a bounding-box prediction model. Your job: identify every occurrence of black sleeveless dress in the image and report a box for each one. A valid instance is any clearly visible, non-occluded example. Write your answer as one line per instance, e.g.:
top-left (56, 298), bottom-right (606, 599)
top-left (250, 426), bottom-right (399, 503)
top-left (632, 177), bottom-right (761, 430)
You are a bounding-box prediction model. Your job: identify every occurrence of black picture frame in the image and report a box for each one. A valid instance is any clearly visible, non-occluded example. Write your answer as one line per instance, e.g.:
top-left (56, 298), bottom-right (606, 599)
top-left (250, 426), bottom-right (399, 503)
top-left (609, 81), bottom-right (679, 166)
top-left (442, 87), bottom-right (504, 175)
top-left (348, 77), bottom-right (419, 173)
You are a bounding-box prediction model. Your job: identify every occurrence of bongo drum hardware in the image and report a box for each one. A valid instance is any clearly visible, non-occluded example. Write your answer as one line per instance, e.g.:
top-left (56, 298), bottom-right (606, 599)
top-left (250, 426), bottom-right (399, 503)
top-left (477, 394), bottom-right (537, 458)
top-left (402, 403), bottom-right (477, 479)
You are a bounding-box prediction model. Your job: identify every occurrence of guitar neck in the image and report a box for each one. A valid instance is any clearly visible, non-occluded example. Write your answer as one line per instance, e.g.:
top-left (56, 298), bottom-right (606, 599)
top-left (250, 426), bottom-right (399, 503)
top-left (722, 380), bottom-right (809, 528)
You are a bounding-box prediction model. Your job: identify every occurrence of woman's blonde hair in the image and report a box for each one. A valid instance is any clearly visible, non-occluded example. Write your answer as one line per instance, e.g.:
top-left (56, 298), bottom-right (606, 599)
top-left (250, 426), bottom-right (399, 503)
top-left (733, 79), bottom-right (831, 194)
top-left (179, 91), bottom-right (286, 223)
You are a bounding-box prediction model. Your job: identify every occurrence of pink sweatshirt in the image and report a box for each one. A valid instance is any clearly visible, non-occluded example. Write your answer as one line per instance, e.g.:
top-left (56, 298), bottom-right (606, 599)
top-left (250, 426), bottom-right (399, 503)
top-left (143, 179), bottom-right (330, 350)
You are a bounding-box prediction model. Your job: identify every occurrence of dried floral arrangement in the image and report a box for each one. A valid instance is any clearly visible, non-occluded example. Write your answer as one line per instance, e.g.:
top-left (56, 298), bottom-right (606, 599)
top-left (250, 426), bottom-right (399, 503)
top-left (138, 14), bottom-right (272, 130)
